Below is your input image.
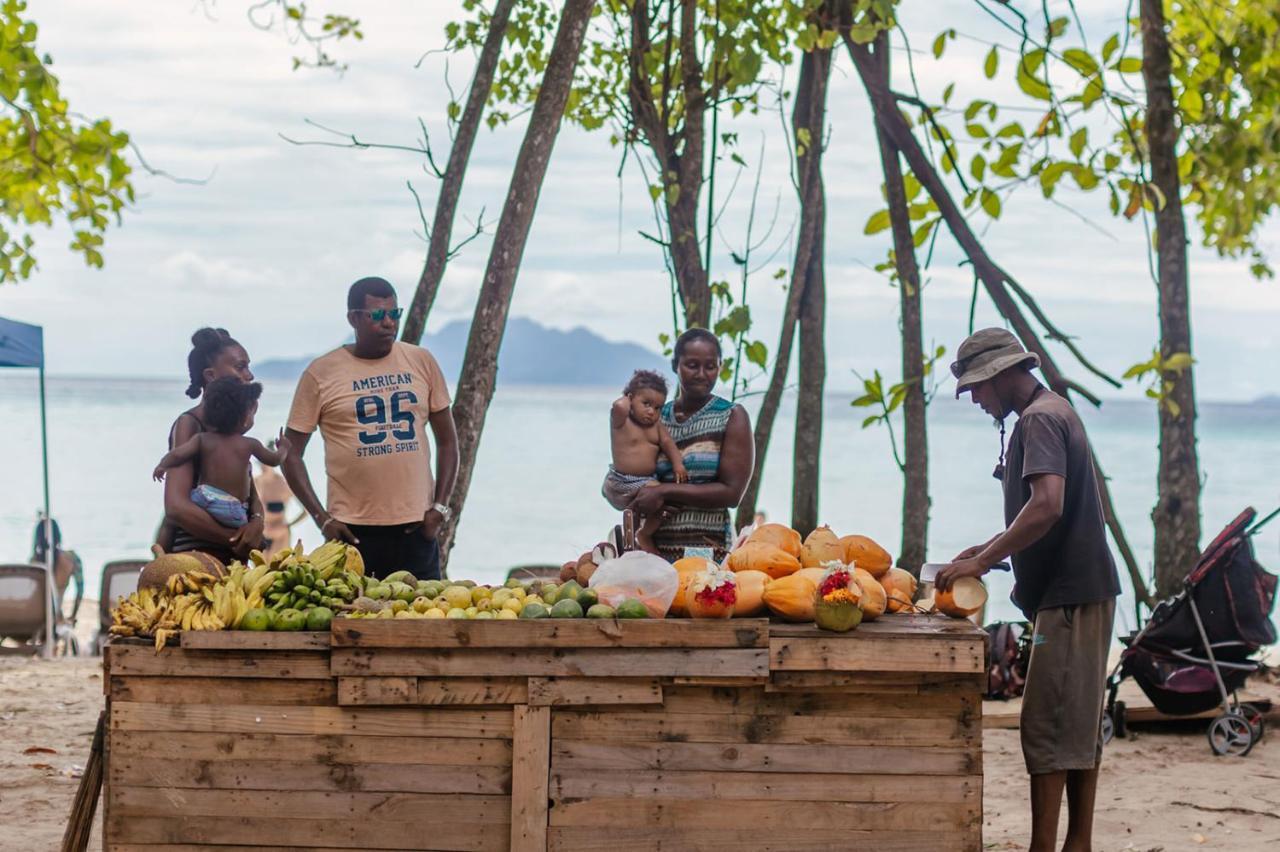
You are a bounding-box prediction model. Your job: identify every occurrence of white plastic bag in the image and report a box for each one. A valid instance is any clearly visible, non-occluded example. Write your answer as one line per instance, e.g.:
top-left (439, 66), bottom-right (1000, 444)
top-left (587, 551), bottom-right (680, 618)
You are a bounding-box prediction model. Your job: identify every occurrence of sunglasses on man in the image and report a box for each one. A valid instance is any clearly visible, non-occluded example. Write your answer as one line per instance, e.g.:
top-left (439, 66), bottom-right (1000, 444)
top-left (349, 308), bottom-right (404, 322)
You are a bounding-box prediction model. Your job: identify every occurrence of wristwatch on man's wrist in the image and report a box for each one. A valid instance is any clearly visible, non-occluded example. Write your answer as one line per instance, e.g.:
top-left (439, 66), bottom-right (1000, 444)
top-left (431, 502), bottom-right (452, 521)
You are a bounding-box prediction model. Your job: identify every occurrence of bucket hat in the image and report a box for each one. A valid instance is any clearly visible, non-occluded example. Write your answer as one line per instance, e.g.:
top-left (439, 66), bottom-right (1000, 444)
top-left (951, 327), bottom-right (1040, 397)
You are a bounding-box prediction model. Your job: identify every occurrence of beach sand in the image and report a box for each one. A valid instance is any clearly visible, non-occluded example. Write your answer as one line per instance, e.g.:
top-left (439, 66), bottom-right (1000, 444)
top-left (1, 653), bottom-right (1277, 852)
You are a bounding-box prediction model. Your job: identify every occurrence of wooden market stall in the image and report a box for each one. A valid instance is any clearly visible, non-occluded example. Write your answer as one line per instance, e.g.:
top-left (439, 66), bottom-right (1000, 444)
top-left (102, 615), bottom-right (986, 851)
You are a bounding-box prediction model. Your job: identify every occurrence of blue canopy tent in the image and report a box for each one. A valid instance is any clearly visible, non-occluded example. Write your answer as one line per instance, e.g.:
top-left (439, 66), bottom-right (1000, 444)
top-left (0, 316), bottom-right (56, 657)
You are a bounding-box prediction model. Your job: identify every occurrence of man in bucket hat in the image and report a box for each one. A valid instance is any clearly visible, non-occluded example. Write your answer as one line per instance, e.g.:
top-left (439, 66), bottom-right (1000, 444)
top-left (937, 327), bottom-right (1120, 852)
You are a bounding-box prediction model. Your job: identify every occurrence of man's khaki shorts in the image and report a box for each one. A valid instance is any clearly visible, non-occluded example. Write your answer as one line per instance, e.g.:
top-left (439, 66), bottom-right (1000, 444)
top-left (1020, 598), bottom-right (1116, 775)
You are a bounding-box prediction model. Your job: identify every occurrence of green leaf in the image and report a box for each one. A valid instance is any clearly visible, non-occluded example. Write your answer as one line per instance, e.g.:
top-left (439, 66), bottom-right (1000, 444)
top-left (1062, 48), bottom-right (1099, 77)
top-left (970, 154), bottom-right (986, 182)
top-left (980, 188), bottom-right (1001, 218)
top-left (932, 31), bottom-right (949, 59)
top-left (861, 415), bottom-right (881, 429)
top-left (864, 209), bottom-right (892, 235)
top-left (1101, 33), bottom-right (1120, 64)
top-left (1178, 87), bottom-right (1204, 121)
top-left (745, 341), bottom-right (768, 369)
top-left (1115, 57), bottom-right (1143, 74)
top-left (1069, 127), bottom-right (1088, 158)
top-left (1163, 352), bottom-right (1195, 372)
top-left (912, 218), bottom-right (939, 248)
top-left (1016, 55), bottom-right (1052, 101)
top-left (942, 82), bottom-right (955, 104)
top-left (984, 46), bottom-right (998, 79)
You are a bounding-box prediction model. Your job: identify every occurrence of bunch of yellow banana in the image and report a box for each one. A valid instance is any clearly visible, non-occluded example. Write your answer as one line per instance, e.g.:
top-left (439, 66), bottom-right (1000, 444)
top-left (206, 579), bottom-right (254, 629)
top-left (163, 569), bottom-right (220, 597)
top-left (308, 539), bottom-right (365, 580)
top-left (172, 591), bottom-right (224, 632)
top-left (223, 560), bottom-right (275, 602)
top-left (109, 587), bottom-right (176, 638)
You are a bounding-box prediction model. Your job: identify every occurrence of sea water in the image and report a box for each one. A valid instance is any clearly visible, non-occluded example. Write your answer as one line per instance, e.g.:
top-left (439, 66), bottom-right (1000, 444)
top-left (1, 374), bottom-right (1277, 630)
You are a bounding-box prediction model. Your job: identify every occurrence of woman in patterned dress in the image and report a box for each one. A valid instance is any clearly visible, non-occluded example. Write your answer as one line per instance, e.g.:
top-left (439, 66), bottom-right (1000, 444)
top-left (630, 329), bottom-right (754, 562)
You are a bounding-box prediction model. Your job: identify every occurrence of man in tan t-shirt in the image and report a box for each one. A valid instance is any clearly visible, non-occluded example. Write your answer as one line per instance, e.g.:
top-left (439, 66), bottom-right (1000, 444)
top-left (282, 277), bottom-right (458, 580)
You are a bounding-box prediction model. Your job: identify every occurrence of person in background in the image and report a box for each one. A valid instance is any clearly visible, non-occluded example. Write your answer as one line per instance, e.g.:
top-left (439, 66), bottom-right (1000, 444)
top-left (282, 277), bottom-right (459, 581)
top-left (158, 328), bottom-right (265, 563)
top-left (628, 328), bottom-right (754, 563)
top-left (936, 327), bottom-right (1120, 852)
top-left (255, 442), bottom-right (306, 555)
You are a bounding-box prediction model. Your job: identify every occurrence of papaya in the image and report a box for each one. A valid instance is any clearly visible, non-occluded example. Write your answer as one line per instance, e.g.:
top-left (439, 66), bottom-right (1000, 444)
top-left (762, 573), bottom-right (817, 622)
top-left (746, 523), bottom-right (802, 558)
top-left (800, 525), bottom-right (845, 568)
top-left (727, 542), bottom-right (801, 579)
top-left (795, 567), bottom-right (827, 586)
top-left (838, 535), bottom-right (892, 578)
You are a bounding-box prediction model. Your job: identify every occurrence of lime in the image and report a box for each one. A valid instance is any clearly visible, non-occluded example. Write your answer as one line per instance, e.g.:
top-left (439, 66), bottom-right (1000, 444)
top-left (550, 599), bottom-right (584, 619)
top-left (558, 580), bottom-right (582, 602)
top-left (616, 599), bottom-right (649, 619)
top-left (519, 602), bottom-right (550, 619)
top-left (577, 589), bottom-right (599, 609)
top-left (586, 604), bottom-right (616, 619)
top-left (305, 607), bottom-right (334, 631)
top-left (275, 609), bottom-right (307, 631)
top-left (240, 608), bottom-right (272, 631)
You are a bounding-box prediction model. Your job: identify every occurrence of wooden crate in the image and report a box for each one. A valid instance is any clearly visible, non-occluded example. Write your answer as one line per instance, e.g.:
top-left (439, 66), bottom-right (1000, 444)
top-left (104, 615), bottom-right (985, 851)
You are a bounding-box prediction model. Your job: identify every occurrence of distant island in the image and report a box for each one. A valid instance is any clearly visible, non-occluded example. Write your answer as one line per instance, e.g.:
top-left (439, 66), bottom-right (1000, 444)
top-left (253, 317), bottom-right (671, 388)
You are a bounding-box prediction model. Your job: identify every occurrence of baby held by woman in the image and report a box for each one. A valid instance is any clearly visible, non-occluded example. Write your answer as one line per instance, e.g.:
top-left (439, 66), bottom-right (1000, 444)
top-left (603, 370), bottom-right (687, 553)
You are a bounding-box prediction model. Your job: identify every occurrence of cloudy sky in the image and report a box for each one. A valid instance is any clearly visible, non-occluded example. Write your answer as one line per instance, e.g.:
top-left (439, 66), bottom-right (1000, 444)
top-left (3, 0), bottom-right (1277, 400)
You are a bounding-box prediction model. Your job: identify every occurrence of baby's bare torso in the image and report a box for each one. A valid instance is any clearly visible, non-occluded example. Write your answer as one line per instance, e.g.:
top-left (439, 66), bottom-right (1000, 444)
top-left (198, 433), bottom-right (257, 500)
top-left (611, 416), bottom-right (663, 476)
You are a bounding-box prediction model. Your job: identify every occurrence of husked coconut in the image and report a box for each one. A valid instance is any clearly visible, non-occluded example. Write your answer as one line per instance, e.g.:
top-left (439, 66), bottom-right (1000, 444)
top-left (800, 525), bottom-right (845, 568)
top-left (880, 567), bottom-right (919, 612)
top-left (934, 577), bottom-right (988, 618)
top-left (137, 547), bottom-right (224, 591)
top-left (851, 567), bottom-right (887, 619)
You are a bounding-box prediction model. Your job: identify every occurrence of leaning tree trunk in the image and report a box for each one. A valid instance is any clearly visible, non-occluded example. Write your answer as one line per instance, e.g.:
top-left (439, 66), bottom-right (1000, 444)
top-left (439, 0), bottom-right (597, 566)
top-left (1141, 0), bottom-right (1201, 599)
top-left (791, 42), bottom-right (833, 539)
top-left (734, 40), bottom-right (829, 531)
top-left (401, 0), bottom-right (517, 344)
top-left (845, 33), bottom-right (1155, 609)
top-left (869, 31), bottom-right (929, 576)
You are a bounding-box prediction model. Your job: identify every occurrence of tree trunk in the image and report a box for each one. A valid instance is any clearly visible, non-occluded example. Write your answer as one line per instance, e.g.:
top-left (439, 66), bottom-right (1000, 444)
top-left (791, 42), bottom-right (833, 539)
top-left (1141, 0), bottom-right (1201, 599)
top-left (734, 41), bottom-right (829, 531)
top-left (438, 0), bottom-right (597, 566)
top-left (869, 32), bottom-right (928, 576)
top-left (627, 0), bottom-right (710, 329)
top-left (401, 0), bottom-right (516, 345)
top-left (845, 34), bottom-right (1155, 608)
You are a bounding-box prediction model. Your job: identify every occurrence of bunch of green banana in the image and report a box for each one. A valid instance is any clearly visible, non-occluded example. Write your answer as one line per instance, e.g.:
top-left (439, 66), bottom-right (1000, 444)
top-left (264, 563), bottom-right (359, 612)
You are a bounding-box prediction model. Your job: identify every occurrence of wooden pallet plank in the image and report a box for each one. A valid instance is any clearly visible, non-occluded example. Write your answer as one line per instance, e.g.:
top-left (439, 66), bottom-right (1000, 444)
top-left (107, 846), bottom-right (421, 852)
top-left (654, 685), bottom-right (976, 718)
top-left (770, 636), bottom-right (984, 674)
top-left (551, 740), bottom-right (978, 776)
top-left (332, 647), bottom-right (768, 679)
top-left (548, 798), bottom-right (978, 832)
top-left (767, 670), bottom-right (986, 694)
top-left (548, 828), bottom-right (971, 851)
top-left (108, 730), bottom-right (513, 766)
top-left (110, 702), bottom-right (511, 738)
top-left (550, 769), bottom-right (977, 803)
top-left (551, 710), bottom-right (974, 747)
top-left (337, 676), bottom-right (417, 705)
top-left (107, 645), bottom-right (330, 679)
top-left (769, 615), bottom-right (985, 640)
top-left (510, 705), bottom-right (551, 852)
top-left (108, 815), bottom-right (508, 851)
top-left (177, 631), bottom-right (330, 651)
top-left (333, 619), bottom-right (769, 649)
top-left (110, 676), bottom-right (337, 707)
top-left (419, 677), bottom-right (530, 706)
top-left (528, 677), bottom-right (662, 707)
top-left (109, 757), bottom-right (511, 795)
top-left (109, 786), bottom-right (511, 822)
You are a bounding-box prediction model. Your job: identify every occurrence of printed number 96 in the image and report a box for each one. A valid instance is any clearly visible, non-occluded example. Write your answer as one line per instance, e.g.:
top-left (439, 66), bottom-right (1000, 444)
top-left (356, 391), bottom-right (417, 445)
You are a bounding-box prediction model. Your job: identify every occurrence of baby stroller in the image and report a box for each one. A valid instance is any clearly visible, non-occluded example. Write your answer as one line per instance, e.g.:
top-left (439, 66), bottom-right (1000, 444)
top-left (1104, 507), bottom-right (1278, 756)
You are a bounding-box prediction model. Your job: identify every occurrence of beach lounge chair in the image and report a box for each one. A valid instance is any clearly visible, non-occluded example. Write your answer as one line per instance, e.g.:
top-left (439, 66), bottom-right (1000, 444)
top-left (0, 563), bottom-right (49, 655)
top-left (96, 560), bottom-right (146, 654)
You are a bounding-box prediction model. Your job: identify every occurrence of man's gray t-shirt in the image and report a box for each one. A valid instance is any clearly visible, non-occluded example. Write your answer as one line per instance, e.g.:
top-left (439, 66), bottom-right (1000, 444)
top-left (1002, 388), bottom-right (1121, 619)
